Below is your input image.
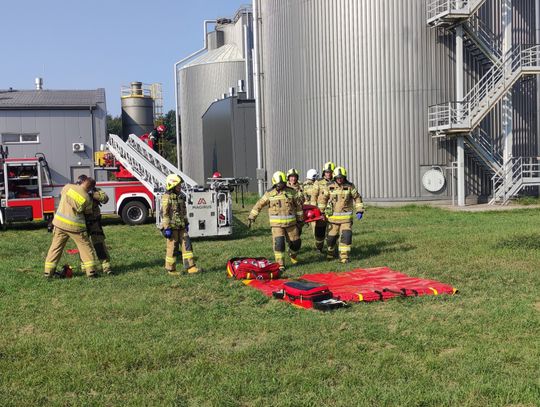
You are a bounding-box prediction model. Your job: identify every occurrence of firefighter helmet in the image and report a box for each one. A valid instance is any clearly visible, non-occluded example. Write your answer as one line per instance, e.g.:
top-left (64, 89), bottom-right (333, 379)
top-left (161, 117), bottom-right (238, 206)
top-left (166, 174), bottom-right (182, 190)
top-left (333, 166), bottom-right (347, 179)
top-left (156, 124), bottom-right (167, 133)
top-left (271, 171), bottom-right (287, 186)
top-left (286, 168), bottom-right (299, 179)
top-left (306, 169), bottom-right (318, 180)
top-left (322, 161), bottom-right (336, 173)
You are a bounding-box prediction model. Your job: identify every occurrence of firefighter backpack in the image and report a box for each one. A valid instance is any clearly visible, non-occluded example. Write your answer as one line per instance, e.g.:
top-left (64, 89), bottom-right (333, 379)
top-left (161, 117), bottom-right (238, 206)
top-left (226, 257), bottom-right (282, 280)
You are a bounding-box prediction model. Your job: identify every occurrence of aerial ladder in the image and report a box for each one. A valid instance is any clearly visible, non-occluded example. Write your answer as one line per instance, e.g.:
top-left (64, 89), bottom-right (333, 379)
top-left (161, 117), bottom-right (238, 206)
top-left (102, 134), bottom-right (247, 237)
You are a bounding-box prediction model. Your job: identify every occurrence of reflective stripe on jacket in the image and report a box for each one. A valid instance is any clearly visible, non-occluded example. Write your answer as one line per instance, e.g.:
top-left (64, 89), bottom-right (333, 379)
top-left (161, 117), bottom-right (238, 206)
top-left (52, 184), bottom-right (92, 232)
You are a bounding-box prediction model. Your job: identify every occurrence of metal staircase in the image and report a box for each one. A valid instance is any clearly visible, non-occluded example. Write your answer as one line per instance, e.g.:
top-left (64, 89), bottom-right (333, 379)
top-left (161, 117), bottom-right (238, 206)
top-left (427, 0), bottom-right (540, 204)
top-left (427, 0), bottom-right (487, 27)
top-left (464, 128), bottom-right (502, 175)
top-left (490, 157), bottom-right (540, 204)
top-left (429, 44), bottom-right (540, 134)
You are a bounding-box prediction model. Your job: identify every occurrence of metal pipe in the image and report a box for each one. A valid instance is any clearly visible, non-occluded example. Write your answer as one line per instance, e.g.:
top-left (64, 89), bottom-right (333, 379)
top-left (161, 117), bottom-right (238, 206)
top-left (173, 19), bottom-right (217, 170)
top-left (243, 23), bottom-right (254, 99)
top-left (253, 0), bottom-right (265, 196)
top-left (536, 0), bottom-right (540, 156)
top-left (456, 25), bottom-right (465, 206)
top-left (502, 0), bottom-right (513, 188)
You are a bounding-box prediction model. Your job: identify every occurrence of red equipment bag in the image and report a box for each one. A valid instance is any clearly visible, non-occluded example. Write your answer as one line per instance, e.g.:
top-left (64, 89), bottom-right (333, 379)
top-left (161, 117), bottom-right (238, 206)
top-left (302, 204), bottom-right (325, 223)
top-left (226, 258), bottom-right (282, 280)
top-left (271, 280), bottom-right (334, 308)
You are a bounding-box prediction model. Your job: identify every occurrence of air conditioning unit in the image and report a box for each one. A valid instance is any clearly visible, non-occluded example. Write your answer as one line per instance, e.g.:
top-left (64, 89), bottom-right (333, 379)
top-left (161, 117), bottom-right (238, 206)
top-left (72, 143), bottom-right (85, 152)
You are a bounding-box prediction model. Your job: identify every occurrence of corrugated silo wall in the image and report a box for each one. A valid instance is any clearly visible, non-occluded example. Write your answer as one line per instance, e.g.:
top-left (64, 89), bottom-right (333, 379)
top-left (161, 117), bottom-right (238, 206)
top-left (259, 0), bottom-right (537, 201)
top-left (179, 61), bottom-right (246, 184)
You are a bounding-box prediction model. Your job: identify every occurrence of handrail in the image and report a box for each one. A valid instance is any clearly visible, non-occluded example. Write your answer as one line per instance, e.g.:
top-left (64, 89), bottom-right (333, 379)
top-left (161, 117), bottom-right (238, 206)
top-left (429, 44), bottom-right (540, 131)
top-left (427, 0), bottom-right (486, 22)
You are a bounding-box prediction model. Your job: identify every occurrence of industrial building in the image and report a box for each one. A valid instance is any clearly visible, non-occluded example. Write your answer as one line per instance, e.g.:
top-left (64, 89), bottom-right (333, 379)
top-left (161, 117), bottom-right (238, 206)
top-left (0, 81), bottom-right (107, 185)
top-left (177, 0), bottom-right (540, 205)
top-left (176, 6), bottom-right (255, 185)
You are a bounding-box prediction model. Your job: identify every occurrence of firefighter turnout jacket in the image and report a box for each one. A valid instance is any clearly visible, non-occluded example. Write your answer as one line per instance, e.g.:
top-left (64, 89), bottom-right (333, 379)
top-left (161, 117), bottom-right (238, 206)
top-left (287, 181), bottom-right (304, 203)
top-left (87, 188), bottom-right (109, 234)
top-left (52, 184), bottom-right (93, 232)
top-left (302, 179), bottom-right (317, 205)
top-left (249, 186), bottom-right (304, 227)
top-left (314, 178), bottom-right (333, 211)
top-left (161, 190), bottom-right (188, 229)
top-left (318, 180), bottom-right (364, 224)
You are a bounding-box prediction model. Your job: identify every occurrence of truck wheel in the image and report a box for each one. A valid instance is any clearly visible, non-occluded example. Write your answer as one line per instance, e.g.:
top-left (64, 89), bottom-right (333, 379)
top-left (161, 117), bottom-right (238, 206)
top-left (121, 201), bottom-right (148, 225)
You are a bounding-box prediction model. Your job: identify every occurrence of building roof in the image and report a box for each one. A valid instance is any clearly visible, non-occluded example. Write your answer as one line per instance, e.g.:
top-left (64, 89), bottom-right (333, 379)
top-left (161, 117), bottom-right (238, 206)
top-left (0, 88), bottom-right (106, 109)
top-left (182, 44), bottom-right (244, 69)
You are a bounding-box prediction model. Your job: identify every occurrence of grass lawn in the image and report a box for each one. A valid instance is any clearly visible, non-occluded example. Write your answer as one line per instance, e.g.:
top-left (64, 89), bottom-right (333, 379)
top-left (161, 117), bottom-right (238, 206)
top-left (0, 203), bottom-right (539, 406)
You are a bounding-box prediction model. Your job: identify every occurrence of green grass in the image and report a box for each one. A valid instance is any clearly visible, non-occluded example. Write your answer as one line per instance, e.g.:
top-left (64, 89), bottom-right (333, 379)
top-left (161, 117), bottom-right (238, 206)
top-left (1, 205), bottom-right (539, 406)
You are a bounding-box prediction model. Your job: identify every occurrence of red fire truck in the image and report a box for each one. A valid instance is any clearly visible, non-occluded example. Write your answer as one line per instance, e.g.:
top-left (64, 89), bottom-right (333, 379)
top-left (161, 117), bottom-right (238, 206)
top-left (0, 147), bottom-right (156, 229)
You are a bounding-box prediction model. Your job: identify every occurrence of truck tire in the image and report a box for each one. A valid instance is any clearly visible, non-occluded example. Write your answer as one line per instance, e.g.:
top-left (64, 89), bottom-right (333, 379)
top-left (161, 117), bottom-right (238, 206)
top-left (121, 201), bottom-right (148, 225)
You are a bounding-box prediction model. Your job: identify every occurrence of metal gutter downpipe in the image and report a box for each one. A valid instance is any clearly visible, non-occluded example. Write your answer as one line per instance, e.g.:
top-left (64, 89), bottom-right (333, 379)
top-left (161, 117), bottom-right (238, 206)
top-left (173, 19), bottom-right (217, 170)
top-left (253, 0), bottom-right (265, 196)
top-left (536, 0), bottom-right (540, 156)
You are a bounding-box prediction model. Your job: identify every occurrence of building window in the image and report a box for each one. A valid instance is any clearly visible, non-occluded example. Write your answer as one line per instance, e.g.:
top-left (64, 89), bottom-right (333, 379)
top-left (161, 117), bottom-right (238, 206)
top-left (1, 133), bottom-right (39, 144)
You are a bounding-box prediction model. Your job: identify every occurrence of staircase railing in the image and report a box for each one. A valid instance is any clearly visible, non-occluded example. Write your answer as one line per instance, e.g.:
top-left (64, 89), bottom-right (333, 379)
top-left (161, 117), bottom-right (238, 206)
top-left (429, 44), bottom-right (540, 132)
top-left (467, 128), bottom-right (503, 170)
top-left (463, 14), bottom-right (503, 64)
top-left (427, 0), bottom-right (486, 24)
top-left (490, 157), bottom-right (540, 204)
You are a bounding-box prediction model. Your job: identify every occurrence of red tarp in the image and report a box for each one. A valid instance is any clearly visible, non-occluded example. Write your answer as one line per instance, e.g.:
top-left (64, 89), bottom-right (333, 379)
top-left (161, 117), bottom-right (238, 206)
top-left (244, 267), bottom-right (457, 307)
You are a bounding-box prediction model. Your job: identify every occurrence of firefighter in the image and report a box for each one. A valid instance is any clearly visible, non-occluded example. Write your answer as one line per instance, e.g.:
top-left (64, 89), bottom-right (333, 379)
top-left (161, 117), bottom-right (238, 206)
top-left (303, 169), bottom-right (319, 205)
top-left (286, 168), bottom-right (303, 199)
top-left (161, 174), bottom-right (201, 275)
top-left (318, 166), bottom-right (364, 263)
top-left (86, 186), bottom-right (113, 275)
top-left (248, 171), bottom-right (303, 270)
top-left (312, 161), bottom-right (335, 252)
top-left (44, 177), bottom-right (99, 278)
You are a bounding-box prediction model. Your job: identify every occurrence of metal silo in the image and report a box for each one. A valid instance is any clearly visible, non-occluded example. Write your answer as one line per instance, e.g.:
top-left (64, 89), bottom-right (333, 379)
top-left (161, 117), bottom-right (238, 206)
top-left (254, 0), bottom-right (537, 202)
top-left (176, 7), bottom-right (253, 184)
top-left (121, 82), bottom-right (154, 140)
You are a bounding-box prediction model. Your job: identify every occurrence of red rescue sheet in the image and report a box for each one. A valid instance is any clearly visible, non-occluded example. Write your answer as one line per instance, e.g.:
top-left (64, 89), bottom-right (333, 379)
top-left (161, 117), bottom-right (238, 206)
top-left (244, 267), bottom-right (457, 308)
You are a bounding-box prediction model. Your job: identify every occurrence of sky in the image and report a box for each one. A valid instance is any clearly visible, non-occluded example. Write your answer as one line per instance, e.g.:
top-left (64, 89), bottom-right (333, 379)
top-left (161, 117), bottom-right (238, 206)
top-left (0, 0), bottom-right (247, 116)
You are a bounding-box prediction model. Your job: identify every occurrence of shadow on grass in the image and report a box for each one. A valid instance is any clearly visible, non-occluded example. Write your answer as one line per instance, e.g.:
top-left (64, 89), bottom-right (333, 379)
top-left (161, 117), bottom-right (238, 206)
top-left (494, 233), bottom-right (540, 250)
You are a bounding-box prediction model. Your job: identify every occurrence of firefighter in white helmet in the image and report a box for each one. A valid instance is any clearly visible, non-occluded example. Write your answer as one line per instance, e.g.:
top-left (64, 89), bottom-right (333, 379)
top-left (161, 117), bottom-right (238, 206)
top-left (302, 169), bottom-right (319, 205)
top-left (318, 166), bottom-right (364, 263)
top-left (248, 171), bottom-right (304, 270)
top-left (161, 174), bottom-right (202, 275)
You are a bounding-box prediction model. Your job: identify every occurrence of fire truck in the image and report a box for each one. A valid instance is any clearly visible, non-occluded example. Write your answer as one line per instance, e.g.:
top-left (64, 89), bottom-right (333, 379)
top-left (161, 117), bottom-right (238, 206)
top-left (0, 137), bottom-right (248, 238)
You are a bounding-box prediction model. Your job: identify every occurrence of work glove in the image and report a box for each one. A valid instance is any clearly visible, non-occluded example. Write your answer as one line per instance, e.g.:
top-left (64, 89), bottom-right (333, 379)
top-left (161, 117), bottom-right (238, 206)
top-left (162, 228), bottom-right (173, 239)
top-left (356, 212), bottom-right (363, 221)
top-left (247, 218), bottom-right (254, 229)
top-left (185, 223), bottom-right (189, 233)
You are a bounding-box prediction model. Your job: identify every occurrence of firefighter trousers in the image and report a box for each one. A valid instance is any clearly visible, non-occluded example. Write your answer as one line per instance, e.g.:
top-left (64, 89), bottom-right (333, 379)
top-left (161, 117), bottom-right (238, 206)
top-left (165, 228), bottom-right (195, 272)
top-left (271, 225), bottom-right (301, 266)
top-left (314, 219), bottom-right (327, 251)
top-left (327, 222), bottom-right (353, 261)
top-left (90, 234), bottom-right (111, 274)
top-left (44, 227), bottom-right (99, 277)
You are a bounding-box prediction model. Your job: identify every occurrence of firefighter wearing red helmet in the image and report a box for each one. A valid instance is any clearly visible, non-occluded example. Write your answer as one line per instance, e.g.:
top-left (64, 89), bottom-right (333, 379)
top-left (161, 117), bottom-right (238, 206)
top-left (318, 166), bottom-right (364, 263)
top-left (247, 171), bottom-right (304, 270)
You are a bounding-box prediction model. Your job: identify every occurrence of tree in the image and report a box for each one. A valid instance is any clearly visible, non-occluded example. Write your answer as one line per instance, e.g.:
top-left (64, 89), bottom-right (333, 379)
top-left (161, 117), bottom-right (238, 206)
top-left (156, 110), bottom-right (180, 167)
top-left (106, 114), bottom-right (122, 137)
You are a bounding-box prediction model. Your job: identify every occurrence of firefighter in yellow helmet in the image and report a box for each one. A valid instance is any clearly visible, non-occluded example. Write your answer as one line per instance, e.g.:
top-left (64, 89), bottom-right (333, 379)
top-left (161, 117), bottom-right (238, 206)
top-left (161, 174), bottom-right (202, 275)
top-left (248, 171), bottom-right (304, 270)
top-left (286, 168), bottom-right (304, 201)
top-left (44, 177), bottom-right (99, 278)
top-left (318, 166), bottom-right (364, 263)
top-left (311, 161), bottom-right (335, 252)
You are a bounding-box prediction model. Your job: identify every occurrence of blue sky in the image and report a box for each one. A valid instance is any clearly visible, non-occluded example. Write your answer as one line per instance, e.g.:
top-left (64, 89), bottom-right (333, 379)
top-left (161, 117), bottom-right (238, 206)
top-left (0, 0), bottom-right (246, 116)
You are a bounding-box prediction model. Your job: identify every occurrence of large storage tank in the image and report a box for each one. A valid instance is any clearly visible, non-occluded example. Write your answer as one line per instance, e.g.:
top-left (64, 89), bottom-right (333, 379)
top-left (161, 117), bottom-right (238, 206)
top-left (257, 0), bottom-right (537, 202)
top-left (178, 9), bottom-right (252, 184)
top-left (121, 82), bottom-right (154, 139)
